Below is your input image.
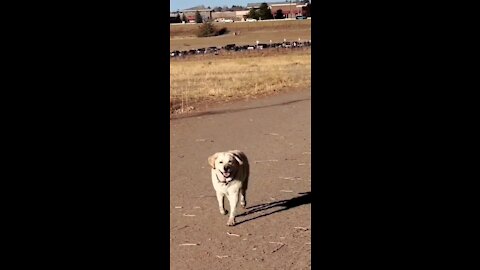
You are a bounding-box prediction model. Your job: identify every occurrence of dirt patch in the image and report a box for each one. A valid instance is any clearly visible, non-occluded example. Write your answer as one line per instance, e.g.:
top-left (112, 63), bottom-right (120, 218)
top-left (170, 88), bottom-right (311, 269)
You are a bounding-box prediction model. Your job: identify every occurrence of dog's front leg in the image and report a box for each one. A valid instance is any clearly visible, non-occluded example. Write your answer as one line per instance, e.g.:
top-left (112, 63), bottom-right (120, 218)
top-left (226, 192), bottom-right (239, 226)
top-left (239, 188), bottom-right (247, 208)
top-left (216, 192), bottom-right (227, 215)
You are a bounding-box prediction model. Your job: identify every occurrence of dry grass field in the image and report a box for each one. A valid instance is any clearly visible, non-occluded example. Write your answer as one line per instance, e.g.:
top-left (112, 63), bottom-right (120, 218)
top-left (170, 19), bottom-right (311, 114)
top-left (170, 48), bottom-right (311, 114)
top-left (170, 20), bottom-right (311, 51)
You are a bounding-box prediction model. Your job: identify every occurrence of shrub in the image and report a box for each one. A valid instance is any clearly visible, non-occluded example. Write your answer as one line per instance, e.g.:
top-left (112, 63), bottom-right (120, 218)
top-left (257, 3), bottom-right (273, 20)
top-left (275, 9), bottom-right (284, 19)
top-left (197, 22), bottom-right (228, 37)
top-left (217, 27), bottom-right (228, 35)
top-left (195, 11), bottom-right (203, 23)
top-left (247, 9), bottom-right (259, 20)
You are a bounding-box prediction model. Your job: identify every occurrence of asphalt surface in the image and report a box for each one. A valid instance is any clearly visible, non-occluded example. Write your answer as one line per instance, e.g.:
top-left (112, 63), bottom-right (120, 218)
top-left (170, 88), bottom-right (311, 269)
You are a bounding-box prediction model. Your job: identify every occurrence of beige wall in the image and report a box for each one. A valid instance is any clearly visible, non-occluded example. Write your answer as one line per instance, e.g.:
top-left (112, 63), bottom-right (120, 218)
top-left (211, 11), bottom-right (236, 19)
top-left (270, 4), bottom-right (302, 17)
top-left (182, 10), bottom-right (212, 21)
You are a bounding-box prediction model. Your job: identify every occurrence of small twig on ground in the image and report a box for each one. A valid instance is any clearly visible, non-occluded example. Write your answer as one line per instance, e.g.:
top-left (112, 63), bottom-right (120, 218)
top-left (269, 242), bottom-right (286, 253)
top-left (255, 159), bottom-right (279, 163)
top-left (279, 176), bottom-right (302, 181)
top-left (216, 255), bottom-right (229, 258)
top-left (174, 206), bottom-right (183, 209)
top-left (227, 232), bottom-right (240, 237)
top-left (183, 214), bottom-right (196, 217)
top-left (271, 244), bottom-right (285, 253)
top-left (194, 195), bottom-right (216, 198)
top-left (179, 243), bottom-right (199, 246)
top-left (280, 190), bottom-right (293, 193)
top-left (294, 226), bottom-right (309, 231)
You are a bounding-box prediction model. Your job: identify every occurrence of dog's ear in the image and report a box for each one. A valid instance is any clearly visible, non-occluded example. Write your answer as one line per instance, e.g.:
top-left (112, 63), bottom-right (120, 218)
top-left (208, 153), bottom-right (219, 169)
top-left (232, 153), bottom-right (243, 165)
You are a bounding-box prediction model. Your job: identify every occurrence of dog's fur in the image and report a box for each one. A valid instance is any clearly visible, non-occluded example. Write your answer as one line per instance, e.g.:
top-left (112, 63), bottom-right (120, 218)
top-left (208, 150), bottom-right (249, 226)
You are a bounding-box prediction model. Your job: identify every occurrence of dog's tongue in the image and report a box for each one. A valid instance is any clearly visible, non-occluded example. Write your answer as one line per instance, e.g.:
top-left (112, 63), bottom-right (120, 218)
top-left (223, 172), bottom-right (231, 177)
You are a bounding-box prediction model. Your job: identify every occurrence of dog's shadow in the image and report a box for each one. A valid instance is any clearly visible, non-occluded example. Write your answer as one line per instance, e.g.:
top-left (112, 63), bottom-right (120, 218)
top-left (235, 191), bottom-right (311, 225)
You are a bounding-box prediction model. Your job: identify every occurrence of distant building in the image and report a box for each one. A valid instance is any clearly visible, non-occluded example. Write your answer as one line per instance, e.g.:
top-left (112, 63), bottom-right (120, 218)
top-left (236, 10), bottom-right (250, 20)
top-left (211, 10), bottom-right (250, 21)
top-left (246, 1), bottom-right (309, 18)
top-left (181, 5), bottom-right (213, 22)
top-left (211, 11), bottom-right (237, 21)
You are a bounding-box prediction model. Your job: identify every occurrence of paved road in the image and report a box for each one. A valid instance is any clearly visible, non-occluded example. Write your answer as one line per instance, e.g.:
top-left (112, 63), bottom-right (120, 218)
top-left (170, 88), bottom-right (311, 269)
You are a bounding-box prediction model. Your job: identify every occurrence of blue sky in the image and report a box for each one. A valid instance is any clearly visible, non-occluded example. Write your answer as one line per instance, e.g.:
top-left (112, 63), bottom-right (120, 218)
top-left (170, 0), bottom-right (310, 12)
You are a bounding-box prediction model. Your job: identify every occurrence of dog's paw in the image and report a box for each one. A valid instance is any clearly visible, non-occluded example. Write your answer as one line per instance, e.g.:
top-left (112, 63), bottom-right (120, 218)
top-left (240, 201), bottom-right (247, 208)
top-left (220, 209), bottom-right (228, 215)
top-left (226, 218), bottom-right (236, 226)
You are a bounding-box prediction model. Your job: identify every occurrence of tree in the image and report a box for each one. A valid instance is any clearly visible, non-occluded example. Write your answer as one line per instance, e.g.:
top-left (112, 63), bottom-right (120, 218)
top-left (304, 3), bottom-right (311, 17)
top-left (197, 21), bottom-right (228, 37)
top-left (247, 8), bottom-right (259, 20)
top-left (182, 13), bottom-right (187, 22)
top-left (195, 10), bottom-right (203, 23)
top-left (257, 3), bottom-right (273, 20)
top-left (274, 9), bottom-right (284, 19)
top-left (170, 13), bottom-right (182, 24)
top-left (197, 21), bottom-right (216, 37)
top-left (230, 5), bottom-right (245, 11)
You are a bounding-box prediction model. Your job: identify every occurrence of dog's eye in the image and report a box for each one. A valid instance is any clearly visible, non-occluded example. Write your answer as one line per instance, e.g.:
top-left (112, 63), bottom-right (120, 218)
top-left (219, 161), bottom-right (223, 164)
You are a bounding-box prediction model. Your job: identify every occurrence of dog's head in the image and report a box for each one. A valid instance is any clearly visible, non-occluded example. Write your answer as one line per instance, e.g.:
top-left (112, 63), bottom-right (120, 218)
top-left (208, 151), bottom-right (243, 182)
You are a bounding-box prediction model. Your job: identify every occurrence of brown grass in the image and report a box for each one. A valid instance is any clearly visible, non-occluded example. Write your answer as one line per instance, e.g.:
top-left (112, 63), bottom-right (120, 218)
top-left (170, 48), bottom-right (311, 114)
top-left (171, 20), bottom-right (311, 37)
top-left (170, 20), bottom-right (311, 51)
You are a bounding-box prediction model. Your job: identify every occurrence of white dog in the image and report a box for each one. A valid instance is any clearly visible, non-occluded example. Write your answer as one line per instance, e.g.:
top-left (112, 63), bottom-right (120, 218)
top-left (208, 150), bottom-right (250, 226)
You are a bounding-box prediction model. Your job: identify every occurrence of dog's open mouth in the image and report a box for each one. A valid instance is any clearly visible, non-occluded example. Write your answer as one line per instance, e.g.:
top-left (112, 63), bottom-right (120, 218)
top-left (216, 170), bottom-right (233, 183)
